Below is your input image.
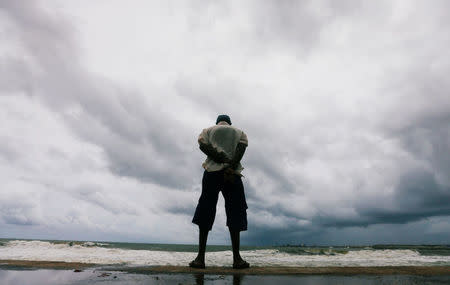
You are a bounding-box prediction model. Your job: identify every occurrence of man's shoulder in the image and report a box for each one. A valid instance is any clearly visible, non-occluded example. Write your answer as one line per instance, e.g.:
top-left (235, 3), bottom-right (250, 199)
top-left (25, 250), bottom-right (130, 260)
top-left (209, 124), bottom-right (244, 133)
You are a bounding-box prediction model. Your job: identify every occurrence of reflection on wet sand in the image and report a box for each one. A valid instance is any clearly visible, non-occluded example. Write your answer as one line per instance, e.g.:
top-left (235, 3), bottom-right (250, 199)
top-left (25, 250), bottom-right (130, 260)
top-left (1, 269), bottom-right (450, 284)
top-left (194, 273), bottom-right (243, 285)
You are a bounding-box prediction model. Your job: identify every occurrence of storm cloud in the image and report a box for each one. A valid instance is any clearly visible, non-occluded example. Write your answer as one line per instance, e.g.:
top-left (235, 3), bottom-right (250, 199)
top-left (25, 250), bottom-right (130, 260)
top-left (0, 0), bottom-right (449, 245)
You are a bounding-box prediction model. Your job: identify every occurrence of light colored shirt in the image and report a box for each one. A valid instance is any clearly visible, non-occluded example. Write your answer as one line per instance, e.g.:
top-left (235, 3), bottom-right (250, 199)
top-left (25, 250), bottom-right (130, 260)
top-left (198, 121), bottom-right (248, 174)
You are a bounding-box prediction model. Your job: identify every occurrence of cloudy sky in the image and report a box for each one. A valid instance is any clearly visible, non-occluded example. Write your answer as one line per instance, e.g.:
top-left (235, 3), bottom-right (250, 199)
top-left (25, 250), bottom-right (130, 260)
top-left (1, 0), bottom-right (449, 246)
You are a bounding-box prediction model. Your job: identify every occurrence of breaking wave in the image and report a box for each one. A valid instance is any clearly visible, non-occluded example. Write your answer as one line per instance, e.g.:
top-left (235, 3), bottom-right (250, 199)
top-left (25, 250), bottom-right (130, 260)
top-left (1, 240), bottom-right (450, 267)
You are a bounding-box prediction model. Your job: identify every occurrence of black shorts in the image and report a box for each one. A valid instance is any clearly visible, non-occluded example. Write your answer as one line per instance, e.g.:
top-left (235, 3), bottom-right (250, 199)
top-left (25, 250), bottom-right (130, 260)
top-left (192, 170), bottom-right (248, 231)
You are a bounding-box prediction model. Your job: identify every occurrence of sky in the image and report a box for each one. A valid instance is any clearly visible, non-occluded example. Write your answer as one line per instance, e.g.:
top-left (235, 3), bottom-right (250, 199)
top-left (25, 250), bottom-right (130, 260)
top-left (0, 0), bottom-right (449, 246)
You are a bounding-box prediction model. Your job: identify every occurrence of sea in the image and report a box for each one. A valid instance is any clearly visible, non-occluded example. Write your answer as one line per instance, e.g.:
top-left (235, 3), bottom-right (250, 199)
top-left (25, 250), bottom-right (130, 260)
top-left (1, 239), bottom-right (450, 267)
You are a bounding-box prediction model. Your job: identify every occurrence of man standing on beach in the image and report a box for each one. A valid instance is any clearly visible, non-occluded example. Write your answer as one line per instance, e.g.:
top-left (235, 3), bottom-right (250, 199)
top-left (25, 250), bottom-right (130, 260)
top-left (190, 114), bottom-right (250, 269)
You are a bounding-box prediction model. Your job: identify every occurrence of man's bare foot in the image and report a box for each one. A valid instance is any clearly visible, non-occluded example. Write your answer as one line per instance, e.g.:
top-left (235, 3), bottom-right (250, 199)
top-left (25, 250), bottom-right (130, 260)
top-left (189, 258), bottom-right (205, 269)
top-left (233, 259), bottom-right (250, 269)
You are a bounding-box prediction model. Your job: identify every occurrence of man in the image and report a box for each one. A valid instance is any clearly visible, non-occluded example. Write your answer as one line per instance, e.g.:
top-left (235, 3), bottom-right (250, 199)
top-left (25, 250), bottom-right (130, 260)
top-left (190, 114), bottom-right (250, 269)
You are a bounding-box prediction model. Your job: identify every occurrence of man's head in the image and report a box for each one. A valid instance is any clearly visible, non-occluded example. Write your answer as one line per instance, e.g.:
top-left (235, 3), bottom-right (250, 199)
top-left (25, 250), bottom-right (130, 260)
top-left (216, 114), bottom-right (232, 125)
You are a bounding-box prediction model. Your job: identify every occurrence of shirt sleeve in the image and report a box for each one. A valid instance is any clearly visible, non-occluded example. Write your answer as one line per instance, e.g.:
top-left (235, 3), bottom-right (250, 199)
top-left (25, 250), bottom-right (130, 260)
top-left (239, 131), bottom-right (248, 146)
top-left (198, 128), bottom-right (210, 145)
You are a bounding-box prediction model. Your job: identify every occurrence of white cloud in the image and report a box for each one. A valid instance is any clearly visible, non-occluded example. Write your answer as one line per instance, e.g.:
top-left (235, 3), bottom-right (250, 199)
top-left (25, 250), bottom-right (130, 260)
top-left (0, 0), bottom-right (449, 244)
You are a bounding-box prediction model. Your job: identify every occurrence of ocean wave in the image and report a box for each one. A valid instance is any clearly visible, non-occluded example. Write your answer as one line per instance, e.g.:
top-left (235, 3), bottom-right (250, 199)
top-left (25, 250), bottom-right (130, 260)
top-left (276, 247), bottom-right (349, 255)
top-left (1, 240), bottom-right (450, 267)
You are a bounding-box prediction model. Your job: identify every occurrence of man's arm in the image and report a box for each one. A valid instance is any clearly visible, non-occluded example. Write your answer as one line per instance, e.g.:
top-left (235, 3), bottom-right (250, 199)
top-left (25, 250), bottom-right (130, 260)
top-left (229, 142), bottom-right (247, 170)
top-left (199, 142), bottom-right (229, 164)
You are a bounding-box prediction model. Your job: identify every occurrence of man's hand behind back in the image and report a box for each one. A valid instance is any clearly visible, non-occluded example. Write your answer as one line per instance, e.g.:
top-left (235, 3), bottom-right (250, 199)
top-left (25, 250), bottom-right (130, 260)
top-left (229, 142), bottom-right (247, 170)
top-left (199, 143), bottom-right (230, 164)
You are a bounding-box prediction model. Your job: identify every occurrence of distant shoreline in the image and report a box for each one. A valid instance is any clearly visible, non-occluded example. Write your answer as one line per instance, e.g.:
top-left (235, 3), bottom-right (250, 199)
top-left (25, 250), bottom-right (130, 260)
top-left (1, 260), bottom-right (449, 275)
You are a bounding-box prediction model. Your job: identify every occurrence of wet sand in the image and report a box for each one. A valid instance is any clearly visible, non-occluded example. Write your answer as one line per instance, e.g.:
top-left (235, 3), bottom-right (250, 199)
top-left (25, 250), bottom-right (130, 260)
top-left (1, 259), bottom-right (449, 275)
top-left (1, 268), bottom-right (450, 285)
top-left (120, 265), bottom-right (450, 275)
top-left (0, 260), bottom-right (94, 270)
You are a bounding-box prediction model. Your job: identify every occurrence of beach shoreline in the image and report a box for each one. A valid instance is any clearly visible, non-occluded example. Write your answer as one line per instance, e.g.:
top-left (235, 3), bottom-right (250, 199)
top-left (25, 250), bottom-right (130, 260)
top-left (1, 260), bottom-right (449, 275)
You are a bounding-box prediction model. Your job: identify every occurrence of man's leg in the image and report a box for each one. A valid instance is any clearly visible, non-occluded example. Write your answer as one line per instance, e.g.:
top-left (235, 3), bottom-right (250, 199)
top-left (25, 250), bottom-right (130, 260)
top-left (229, 228), bottom-right (249, 268)
top-left (229, 228), bottom-right (244, 264)
top-left (223, 175), bottom-right (249, 269)
top-left (190, 171), bottom-right (221, 268)
top-left (191, 227), bottom-right (209, 266)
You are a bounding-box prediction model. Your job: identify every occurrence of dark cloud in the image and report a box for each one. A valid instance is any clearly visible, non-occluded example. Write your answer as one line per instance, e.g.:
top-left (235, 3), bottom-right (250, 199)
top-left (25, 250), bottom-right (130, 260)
top-left (309, 169), bottom-right (450, 229)
top-left (243, 225), bottom-right (319, 246)
top-left (358, 170), bottom-right (450, 225)
top-left (164, 204), bottom-right (196, 216)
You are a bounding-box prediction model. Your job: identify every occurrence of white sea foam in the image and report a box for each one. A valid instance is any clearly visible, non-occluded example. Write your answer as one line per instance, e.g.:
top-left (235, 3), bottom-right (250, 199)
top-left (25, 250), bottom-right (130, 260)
top-left (1, 240), bottom-right (449, 267)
